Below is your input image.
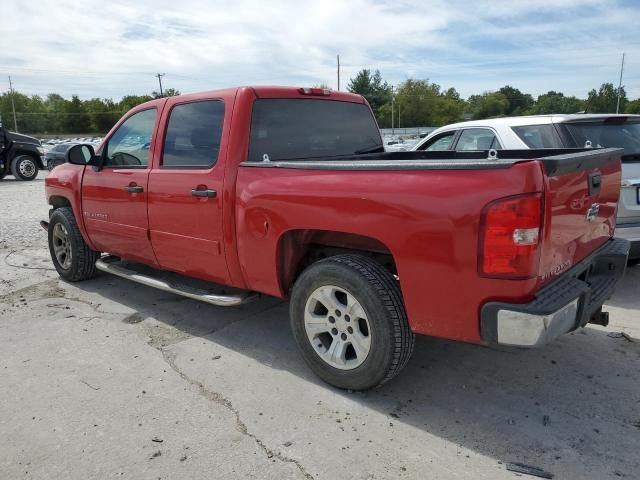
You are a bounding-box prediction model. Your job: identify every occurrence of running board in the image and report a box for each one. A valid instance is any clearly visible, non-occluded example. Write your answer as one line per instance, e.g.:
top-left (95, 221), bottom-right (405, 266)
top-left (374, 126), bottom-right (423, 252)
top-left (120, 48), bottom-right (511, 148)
top-left (95, 255), bottom-right (258, 307)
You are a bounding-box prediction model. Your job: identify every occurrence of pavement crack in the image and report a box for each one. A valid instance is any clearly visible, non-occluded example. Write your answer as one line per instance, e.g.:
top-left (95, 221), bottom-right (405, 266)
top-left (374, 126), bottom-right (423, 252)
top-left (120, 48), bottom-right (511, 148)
top-left (4, 250), bottom-right (56, 271)
top-left (158, 347), bottom-right (313, 479)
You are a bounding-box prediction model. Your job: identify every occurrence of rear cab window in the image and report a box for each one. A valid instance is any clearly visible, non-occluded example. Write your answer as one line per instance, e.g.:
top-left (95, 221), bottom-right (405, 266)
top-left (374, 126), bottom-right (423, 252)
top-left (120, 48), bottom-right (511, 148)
top-left (248, 99), bottom-right (382, 161)
top-left (511, 124), bottom-right (564, 148)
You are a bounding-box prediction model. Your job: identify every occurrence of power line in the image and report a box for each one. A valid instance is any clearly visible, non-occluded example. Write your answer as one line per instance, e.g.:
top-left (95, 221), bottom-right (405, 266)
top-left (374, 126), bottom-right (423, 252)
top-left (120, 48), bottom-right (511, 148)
top-left (13, 111), bottom-right (125, 116)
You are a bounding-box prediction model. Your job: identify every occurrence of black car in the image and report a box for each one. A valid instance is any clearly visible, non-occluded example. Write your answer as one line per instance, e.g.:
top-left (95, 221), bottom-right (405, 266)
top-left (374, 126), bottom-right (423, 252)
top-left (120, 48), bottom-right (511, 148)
top-left (45, 143), bottom-right (78, 170)
top-left (0, 124), bottom-right (45, 181)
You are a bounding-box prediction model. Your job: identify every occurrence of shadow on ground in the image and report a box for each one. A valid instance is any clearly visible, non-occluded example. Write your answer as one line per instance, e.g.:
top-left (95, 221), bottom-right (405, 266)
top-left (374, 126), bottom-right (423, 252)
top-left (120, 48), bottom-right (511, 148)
top-left (66, 264), bottom-right (640, 477)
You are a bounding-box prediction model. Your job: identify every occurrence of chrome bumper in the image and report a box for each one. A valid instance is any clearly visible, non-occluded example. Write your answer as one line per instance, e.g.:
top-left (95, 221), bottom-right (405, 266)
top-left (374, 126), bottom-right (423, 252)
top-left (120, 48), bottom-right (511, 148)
top-left (481, 238), bottom-right (630, 347)
top-left (615, 223), bottom-right (640, 242)
top-left (495, 298), bottom-right (580, 347)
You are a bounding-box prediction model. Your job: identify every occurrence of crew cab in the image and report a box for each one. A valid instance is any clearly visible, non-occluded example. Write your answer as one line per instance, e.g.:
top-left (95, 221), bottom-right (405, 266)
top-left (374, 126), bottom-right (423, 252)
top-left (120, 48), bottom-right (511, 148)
top-left (412, 114), bottom-right (640, 260)
top-left (43, 87), bottom-right (629, 390)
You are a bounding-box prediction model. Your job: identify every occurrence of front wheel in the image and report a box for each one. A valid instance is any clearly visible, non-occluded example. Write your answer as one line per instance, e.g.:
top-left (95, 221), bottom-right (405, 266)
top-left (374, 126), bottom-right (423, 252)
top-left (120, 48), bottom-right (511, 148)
top-left (48, 207), bottom-right (100, 281)
top-left (290, 255), bottom-right (415, 391)
top-left (11, 155), bottom-right (39, 181)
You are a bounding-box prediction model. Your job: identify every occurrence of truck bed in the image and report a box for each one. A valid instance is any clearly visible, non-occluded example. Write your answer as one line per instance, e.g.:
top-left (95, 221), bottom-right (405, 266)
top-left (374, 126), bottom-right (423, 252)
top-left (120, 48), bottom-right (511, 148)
top-left (236, 147), bottom-right (623, 343)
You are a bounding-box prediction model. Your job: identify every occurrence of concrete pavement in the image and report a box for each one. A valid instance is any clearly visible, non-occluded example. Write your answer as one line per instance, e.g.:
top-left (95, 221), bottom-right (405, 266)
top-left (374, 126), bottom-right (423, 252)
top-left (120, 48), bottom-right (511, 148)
top-left (1, 172), bottom-right (639, 479)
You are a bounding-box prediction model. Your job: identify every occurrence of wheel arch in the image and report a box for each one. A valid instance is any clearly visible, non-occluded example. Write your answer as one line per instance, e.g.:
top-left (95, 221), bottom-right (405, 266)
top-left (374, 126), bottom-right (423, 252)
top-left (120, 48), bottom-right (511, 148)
top-left (49, 195), bottom-right (72, 209)
top-left (47, 194), bottom-right (98, 251)
top-left (12, 150), bottom-right (44, 169)
top-left (276, 229), bottom-right (398, 297)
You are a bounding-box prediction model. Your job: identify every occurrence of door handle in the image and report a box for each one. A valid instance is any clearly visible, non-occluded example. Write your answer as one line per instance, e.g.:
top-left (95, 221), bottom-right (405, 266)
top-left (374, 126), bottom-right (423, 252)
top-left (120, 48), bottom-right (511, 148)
top-left (123, 185), bottom-right (144, 193)
top-left (191, 188), bottom-right (217, 198)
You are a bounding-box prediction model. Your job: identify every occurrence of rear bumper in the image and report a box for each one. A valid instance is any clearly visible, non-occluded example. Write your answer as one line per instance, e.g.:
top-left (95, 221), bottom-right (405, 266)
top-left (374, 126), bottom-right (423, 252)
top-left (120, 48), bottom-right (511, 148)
top-left (481, 238), bottom-right (630, 347)
top-left (615, 222), bottom-right (640, 259)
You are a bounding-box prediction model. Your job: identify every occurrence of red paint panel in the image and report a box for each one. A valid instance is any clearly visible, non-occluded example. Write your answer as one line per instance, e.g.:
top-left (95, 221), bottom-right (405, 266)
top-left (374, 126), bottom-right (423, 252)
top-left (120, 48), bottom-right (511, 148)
top-left (235, 161), bottom-right (545, 344)
top-left (81, 168), bottom-right (157, 264)
top-left (45, 163), bottom-right (97, 250)
top-left (538, 160), bottom-right (620, 285)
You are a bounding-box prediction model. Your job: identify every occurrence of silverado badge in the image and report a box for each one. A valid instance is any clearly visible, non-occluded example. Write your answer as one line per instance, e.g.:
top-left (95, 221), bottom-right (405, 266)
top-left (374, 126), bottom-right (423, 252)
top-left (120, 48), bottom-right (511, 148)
top-left (586, 203), bottom-right (600, 222)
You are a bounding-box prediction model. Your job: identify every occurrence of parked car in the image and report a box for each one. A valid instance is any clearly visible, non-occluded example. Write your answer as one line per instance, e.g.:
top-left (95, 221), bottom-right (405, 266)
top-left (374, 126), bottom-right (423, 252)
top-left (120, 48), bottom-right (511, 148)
top-left (45, 143), bottom-right (79, 170)
top-left (0, 123), bottom-right (45, 181)
top-left (43, 87), bottom-right (629, 390)
top-left (412, 114), bottom-right (640, 260)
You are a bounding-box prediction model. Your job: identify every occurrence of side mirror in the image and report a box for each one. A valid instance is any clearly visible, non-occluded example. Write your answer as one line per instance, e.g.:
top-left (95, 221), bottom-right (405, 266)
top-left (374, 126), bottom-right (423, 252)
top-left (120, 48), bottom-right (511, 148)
top-left (66, 144), bottom-right (97, 166)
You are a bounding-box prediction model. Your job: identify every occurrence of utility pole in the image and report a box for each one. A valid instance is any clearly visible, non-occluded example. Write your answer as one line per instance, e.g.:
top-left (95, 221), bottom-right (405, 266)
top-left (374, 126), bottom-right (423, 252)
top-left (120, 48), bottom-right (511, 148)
top-left (398, 99), bottom-right (401, 129)
top-left (616, 52), bottom-right (625, 114)
top-left (8, 76), bottom-right (18, 132)
top-left (155, 73), bottom-right (166, 96)
top-left (336, 55), bottom-right (340, 91)
top-left (391, 86), bottom-right (395, 136)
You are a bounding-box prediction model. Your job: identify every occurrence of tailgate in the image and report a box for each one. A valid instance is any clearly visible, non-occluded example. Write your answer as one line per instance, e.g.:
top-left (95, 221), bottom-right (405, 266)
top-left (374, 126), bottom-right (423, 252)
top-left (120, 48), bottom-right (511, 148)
top-left (538, 149), bottom-right (623, 285)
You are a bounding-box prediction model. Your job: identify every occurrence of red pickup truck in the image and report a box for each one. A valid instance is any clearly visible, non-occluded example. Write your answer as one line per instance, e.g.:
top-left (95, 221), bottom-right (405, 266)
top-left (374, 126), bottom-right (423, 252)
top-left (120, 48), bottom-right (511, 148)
top-left (44, 86), bottom-right (630, 390)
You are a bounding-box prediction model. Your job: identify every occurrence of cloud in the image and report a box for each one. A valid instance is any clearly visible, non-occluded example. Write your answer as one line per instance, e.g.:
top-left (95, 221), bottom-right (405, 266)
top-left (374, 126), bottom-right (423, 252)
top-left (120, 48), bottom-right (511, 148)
top-left (1, 0), bottom-right (638, 100)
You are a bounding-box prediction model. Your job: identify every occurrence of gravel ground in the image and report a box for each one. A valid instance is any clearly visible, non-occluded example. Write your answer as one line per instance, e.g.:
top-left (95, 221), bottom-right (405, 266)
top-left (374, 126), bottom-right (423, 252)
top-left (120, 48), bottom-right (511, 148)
top-left (1, 172), bottom-right (639, 479)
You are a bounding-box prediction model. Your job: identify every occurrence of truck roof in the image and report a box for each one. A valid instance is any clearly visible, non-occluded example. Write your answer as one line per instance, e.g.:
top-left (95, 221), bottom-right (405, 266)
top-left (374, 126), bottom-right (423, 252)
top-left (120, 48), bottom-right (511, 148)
top-left (136, 86), bottom-right (365, 110)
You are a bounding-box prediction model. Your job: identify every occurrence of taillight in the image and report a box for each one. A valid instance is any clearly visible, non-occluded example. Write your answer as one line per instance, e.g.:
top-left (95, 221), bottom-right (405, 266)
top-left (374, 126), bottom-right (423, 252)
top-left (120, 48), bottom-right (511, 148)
top-left (479, 193), bottom-right (543, 278)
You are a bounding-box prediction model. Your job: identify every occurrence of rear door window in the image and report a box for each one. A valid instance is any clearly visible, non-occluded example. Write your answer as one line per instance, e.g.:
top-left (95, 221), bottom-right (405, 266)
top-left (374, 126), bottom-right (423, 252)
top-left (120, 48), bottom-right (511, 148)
top-left (454, 128), bottom-right (502, 150)
top-left (248, 99), bottom-right (382, 161)
top-left (512, 124), bottom-right (563, 148)
top-left (162, 100), bottom-right (224, 168)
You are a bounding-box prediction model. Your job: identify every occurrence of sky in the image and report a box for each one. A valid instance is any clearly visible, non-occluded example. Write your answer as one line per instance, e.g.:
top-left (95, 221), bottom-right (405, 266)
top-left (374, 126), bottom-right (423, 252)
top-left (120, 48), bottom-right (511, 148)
top-left (2, 0), bottom-right (640, 101)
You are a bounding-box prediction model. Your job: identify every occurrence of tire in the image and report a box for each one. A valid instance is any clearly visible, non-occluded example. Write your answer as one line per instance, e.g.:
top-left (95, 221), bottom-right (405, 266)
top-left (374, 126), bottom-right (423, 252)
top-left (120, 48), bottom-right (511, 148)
top-left (11, 155), bottom-right (39, 181)
top-left (48, 207), bottom-right (100, 281)
top-left (46, 159), bottom-right (53, 171)
top-left (290, 254), bottom-right (415, 391)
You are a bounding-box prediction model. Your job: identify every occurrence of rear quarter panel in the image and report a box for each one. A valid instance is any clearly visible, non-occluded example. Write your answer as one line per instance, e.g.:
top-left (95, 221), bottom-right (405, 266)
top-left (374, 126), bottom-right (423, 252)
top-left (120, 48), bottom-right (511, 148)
top-left (235, 161), bottom-right (545, 344)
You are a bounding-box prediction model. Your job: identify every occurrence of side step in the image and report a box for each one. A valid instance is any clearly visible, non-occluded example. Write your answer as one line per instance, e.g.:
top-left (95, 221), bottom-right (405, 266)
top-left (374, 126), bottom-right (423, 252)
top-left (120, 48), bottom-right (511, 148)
top-left (95, 255), bottom-right (258, 307)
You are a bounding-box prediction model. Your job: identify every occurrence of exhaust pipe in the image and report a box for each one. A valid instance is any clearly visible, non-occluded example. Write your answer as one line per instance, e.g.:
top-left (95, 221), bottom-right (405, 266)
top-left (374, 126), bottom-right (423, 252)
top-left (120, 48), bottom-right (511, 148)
top-left (39, 220), bottom-right (49, 231)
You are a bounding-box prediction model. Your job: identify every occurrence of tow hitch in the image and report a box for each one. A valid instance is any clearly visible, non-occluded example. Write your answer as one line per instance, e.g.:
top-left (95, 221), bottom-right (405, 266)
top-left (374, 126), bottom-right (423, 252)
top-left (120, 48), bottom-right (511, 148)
top-left (588, 308), bottom-right (609, 327)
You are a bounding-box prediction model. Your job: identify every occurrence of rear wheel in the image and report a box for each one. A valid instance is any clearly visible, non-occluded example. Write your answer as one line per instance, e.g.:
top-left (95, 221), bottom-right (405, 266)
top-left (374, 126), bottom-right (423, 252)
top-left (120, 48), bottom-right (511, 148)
top-left (11, 155), bottom-right (39, 181)
top-left (48, 207), bottom-right (100, 281)
top-left (290, 254), bottom-right (414, 390)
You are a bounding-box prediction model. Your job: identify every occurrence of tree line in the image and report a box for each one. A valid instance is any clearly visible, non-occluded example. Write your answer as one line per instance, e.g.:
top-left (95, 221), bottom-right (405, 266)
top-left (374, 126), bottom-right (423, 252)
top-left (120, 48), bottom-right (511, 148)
top-left (2, 71), bottom-right (640, 134)
top-left (0, 88), bottom-right (179, 135)
top-left (347, 69), bottom-right (640, 128)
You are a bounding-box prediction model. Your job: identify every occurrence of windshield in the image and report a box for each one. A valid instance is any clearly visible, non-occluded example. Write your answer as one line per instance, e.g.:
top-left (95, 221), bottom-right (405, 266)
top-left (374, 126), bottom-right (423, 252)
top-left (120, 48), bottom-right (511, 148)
top-left (248, 99), bottom-right (383, 162)
top-left (563, 120), bottom-right (640, 158)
